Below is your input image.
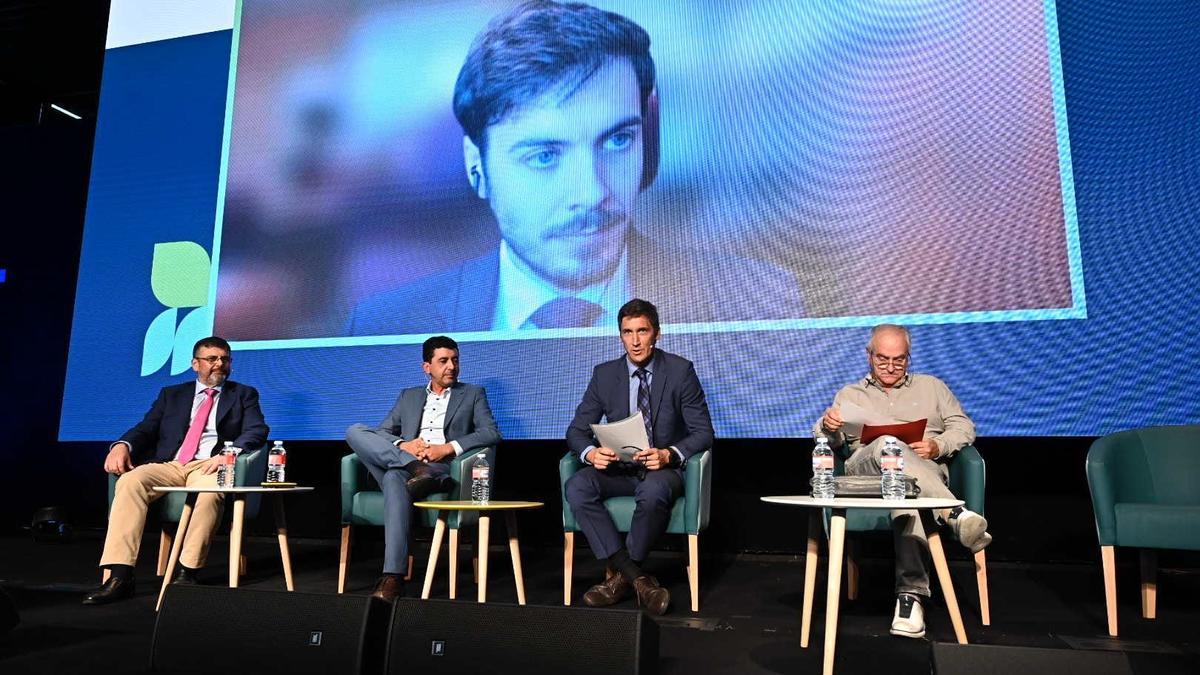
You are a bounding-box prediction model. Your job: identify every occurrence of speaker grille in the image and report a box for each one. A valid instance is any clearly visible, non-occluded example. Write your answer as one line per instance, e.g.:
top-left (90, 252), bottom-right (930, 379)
top-left (386, 599), bottom-right (657, 675)
top-left (151, 586), bottom-right (383, 674)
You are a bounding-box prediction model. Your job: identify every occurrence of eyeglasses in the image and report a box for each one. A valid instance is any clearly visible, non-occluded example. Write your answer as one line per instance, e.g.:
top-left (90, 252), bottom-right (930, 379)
top-left (195, 355), bottom-right (232, 364)
top-left (871, 354), bottom-right (908, 368)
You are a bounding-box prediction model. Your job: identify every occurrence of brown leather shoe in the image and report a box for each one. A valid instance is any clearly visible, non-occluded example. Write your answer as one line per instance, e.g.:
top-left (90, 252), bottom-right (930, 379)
top-left (582, 568), bottom-right (632, 607)
top-left (371, 575), bottom-right (405, 602)
top-left (633, 575), bottom-right (670, 616)
top-left (405, 463), bottom-right (449, 501)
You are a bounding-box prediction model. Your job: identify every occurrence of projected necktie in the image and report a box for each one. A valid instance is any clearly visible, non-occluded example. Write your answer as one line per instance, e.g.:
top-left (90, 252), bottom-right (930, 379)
top-left (634, 368), bottom-right (653, 446)
top-left (176, 388), bottom-right (217, 464)
top-left (527, 297), bottom-right (603, 329)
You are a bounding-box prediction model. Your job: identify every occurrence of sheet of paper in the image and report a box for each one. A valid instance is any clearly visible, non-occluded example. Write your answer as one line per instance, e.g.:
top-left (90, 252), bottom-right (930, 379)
top-left (591, 412), bottom-right (650, 462)
top-left (835, 399), bottom-right (892, 437)
top-left (860, 418), bottom-right (928, 446)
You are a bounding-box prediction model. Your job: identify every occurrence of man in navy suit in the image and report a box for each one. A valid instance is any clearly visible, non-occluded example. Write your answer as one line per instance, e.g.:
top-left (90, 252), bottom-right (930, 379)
top-left (565, 298), bottom-right (715, 615)
top-left (84, 337), bottom-right (269, 605)
top-left (347, 0), bottom-right (803, 336)
top-left (345, 335), bottom-right (501, 601)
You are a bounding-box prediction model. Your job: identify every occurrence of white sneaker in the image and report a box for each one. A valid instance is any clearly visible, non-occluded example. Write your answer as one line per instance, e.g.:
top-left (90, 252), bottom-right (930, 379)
top-left (950, 509), bottom-right (992, 553)
top-left (890, 593), bottom-right (926, 638)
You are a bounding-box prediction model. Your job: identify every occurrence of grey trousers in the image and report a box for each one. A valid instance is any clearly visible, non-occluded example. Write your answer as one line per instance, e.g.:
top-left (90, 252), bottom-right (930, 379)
top-left (844, 436), bottom-right (953, 597)
top-left (345, 423), bottom-right (448, 574)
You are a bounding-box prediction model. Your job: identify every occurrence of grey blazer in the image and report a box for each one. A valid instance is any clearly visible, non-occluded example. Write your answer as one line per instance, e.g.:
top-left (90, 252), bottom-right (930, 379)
top-left (372, 382), bottom-right (501, 457)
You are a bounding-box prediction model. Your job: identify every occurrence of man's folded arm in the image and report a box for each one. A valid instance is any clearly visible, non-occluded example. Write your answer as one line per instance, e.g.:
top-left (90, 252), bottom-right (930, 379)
top-left (452, 387), bottom-right (503, 454)
top-left (566, 367), bottom-right (606, 463)
top-left (230, 386), bottom-right (270, 451)
top-left (372, 393), bottom-right (408, 445)
top-left (933, 381), bottom-right (975, 458)
top-left (671, 363), bottom-right (715, 460)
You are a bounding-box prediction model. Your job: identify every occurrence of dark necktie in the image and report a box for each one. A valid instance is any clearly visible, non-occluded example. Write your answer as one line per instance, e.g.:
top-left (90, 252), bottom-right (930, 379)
top-left (634, 368), bottom-right (653, 445)
top-left (527, 297), bottom-right (604, 329)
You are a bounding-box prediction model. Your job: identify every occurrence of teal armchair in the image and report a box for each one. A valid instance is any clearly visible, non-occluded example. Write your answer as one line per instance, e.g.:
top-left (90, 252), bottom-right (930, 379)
top-left (559, 449), bottom-right (713, 612)
top-left (833, 445), bottom-right (990, 625)
top-left (1086, 425), bottom-right (1200, 636)
top-left (105, 448), bottom-right (266, 579)
top-left (337, 447), bottom-right (491, 594)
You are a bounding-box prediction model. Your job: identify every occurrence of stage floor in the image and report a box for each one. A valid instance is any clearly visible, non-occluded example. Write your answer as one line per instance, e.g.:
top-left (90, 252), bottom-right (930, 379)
top-left (1, 531), bottom-right (1197, 674)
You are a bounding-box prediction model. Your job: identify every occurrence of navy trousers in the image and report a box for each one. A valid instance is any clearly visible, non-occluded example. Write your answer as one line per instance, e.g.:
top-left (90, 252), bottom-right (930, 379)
top-left (565, 464), bottom-right (683, 562)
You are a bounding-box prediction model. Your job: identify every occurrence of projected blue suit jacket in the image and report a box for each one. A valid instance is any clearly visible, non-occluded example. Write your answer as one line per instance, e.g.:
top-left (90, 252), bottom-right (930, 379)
top-left (346, 235), bottom-right (804, 336)
top-left (118, 380), bottom-right (270, 463)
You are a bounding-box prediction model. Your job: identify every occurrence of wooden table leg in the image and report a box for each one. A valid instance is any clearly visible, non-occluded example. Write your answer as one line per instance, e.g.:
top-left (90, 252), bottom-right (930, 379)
top-left (157, 494), bottom-right (196, 612)
top-left (801, 510), bottom-right (820, 648)
top-left (421, 514), bottom-right (447, 600)
top-left (923, 511), bottom-right (968, 644)
top-left (273, 497), bottom-right (294, 591)
top-left (506, 512), bottom-right (526, 605)
top-left (228, 495), bottom-right (246, 588)
top-left (477, 515), bottom-right (491, 603)
top-left (448, 528), bottom-right (459, 600)
top-left (823, 509), bottom-right (846, 675)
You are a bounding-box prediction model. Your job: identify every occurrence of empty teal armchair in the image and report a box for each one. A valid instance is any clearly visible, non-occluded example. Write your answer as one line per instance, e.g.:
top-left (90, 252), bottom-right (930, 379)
top-left (833, 445), bottom-right (990, 625)
top-left (338, 447), bottom-right (491, 594)
top-left (1086, 425), bottom-right (1200, 636)
top-left (560, 449), bottom-right (712, 612)
top-left (105, 448), bottom-right (265, 579)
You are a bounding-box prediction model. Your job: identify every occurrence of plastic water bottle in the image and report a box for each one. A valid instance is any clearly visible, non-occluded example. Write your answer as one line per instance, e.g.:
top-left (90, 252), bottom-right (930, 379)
top-left (471, 454), bottom-right (490, 504)
top-left (266, 440), bottom-right (287, 483)
top-left (881, 437), bottom-right (906, 500)
top-left (811, 436), bottom-right (836, 499)
top-left (216, 442), bottom-right (238, 488)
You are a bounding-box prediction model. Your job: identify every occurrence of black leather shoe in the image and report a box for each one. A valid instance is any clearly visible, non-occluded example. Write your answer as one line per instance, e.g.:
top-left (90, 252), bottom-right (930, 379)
top-left (371, 575), bottom-right (405, 602)
top-left (82, 577), bottom-right (136, 605)
top-left (582, 568), bottom-right (632, 607)
top-left (405, 464), bottom-right (449, 501)
top-left (171, 565), bottom-right (198, 585)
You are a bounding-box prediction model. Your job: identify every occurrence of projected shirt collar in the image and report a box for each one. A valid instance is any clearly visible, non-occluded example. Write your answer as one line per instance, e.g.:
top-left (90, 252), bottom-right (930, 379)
top-left (491, 240), bottom-right (630, 331)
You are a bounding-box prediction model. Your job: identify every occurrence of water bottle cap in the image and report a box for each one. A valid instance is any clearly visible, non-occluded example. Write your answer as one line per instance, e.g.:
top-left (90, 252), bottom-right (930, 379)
top-left (223, 441), bottom-right (233, 447)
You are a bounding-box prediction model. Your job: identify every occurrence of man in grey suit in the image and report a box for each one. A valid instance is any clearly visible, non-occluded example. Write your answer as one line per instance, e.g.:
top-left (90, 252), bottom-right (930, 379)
top-left (345, 335), bottom-right (501, 601)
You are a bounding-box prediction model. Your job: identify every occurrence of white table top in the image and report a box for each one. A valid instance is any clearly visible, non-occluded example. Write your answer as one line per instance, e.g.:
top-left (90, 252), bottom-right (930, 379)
top-left (152, 486), bottom-right (314, 494)
top-left (761, 495), bottom-right (963, 510)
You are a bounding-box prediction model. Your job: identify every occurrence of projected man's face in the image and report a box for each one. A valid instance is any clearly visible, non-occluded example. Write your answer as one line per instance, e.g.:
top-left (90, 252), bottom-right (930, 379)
top-left (867, 331), bottom-right (909, 390)
top-left (465, 58), bottom-right (644, 290)
top-left (192, 346), bottom-right (231, 388)
top-left (422, 347), bottom-right (460, 393)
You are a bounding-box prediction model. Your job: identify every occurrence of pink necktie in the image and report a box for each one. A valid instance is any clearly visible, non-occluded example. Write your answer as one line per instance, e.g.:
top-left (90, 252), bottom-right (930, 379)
top-left (177, 388), bottom-right (217, 464)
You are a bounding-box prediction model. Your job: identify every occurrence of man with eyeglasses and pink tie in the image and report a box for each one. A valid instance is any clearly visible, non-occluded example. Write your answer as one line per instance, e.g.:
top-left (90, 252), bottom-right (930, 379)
top-left (815, 324), bottom-right (990, 639)
top-left (83, 337), bottom-right (269, 605)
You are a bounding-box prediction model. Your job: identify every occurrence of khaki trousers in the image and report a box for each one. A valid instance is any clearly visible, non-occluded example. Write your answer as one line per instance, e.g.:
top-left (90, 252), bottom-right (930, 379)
top-left (101, 459), bottom-right (224, 569)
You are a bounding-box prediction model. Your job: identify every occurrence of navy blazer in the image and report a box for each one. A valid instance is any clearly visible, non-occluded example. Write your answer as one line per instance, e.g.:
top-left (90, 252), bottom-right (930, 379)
top-left (372, 382), bottom-right (502, 460)
top-left (347, 235), bottom-right (805, 336)
top-left (119, 380), bottom-right (270, 463)
top-left (566, 350), bottom-right (715, 461)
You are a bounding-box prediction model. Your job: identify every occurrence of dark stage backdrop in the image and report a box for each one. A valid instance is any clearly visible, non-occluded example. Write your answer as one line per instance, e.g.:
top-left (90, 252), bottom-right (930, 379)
top-left (1, 2), bottom-right (1198, 565)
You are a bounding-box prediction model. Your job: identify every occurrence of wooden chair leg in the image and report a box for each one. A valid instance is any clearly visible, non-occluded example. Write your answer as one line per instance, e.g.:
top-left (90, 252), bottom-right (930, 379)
top-left (1101, 545), bottom-right (1118, 637)
top-left (687, 534), bottom-right (700, 612)
top-left (1140, 549), bottom-right (1156, 620)
top-left (338, 525), bottom-right (351, 594)
top-left (845, 538), bottom-right (859, 601)
top-left (564, 531), bottom-right (575, 606)
top-left (157, 527), bottom-right (174, 577)
top-left (405, 555), bottom-right (414, 582)
top-left (449, 529), bottom-right (459, 600)
top-left (975, 549), bottom-right (991, 626)
top-left (239, 554), bottom-right (248, 577)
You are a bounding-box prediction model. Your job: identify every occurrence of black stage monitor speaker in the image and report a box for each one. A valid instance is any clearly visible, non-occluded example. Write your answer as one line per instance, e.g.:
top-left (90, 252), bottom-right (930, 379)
top-left (932, 643), bottom-right (1134, 675)
top-left (151, 585), bottom-right (389, 674)
top-left (385, 598), bottom-right (659, 675)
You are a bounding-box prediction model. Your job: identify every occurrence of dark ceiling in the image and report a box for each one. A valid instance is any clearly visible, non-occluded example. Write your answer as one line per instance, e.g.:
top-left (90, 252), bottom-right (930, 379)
top-left (0, 0), bottom-right (110, 126)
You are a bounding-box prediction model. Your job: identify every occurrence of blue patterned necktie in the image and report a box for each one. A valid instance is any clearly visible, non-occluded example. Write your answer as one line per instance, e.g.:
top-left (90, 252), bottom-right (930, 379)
top-left (527, 297), bottom-right (604, 329)
top-left (634, 367), bottom-right (653, 446)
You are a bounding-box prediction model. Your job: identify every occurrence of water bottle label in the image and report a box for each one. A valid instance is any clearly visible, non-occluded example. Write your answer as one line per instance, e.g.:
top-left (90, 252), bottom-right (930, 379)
top-left (473, 466), bottom-right (489, 480)
top-left (812, 456), bottom-right (833, 471)
top-left (881, 456), bottom-right (903, 471)
top-left (270, 455), bottom-right (286, 466)
top-left (223, 453), bottom-right (236, 465)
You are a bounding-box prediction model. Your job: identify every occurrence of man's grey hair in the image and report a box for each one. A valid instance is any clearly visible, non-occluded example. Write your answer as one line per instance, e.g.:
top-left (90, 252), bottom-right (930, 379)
top-left (867, 324), bottom-right (911, 354)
